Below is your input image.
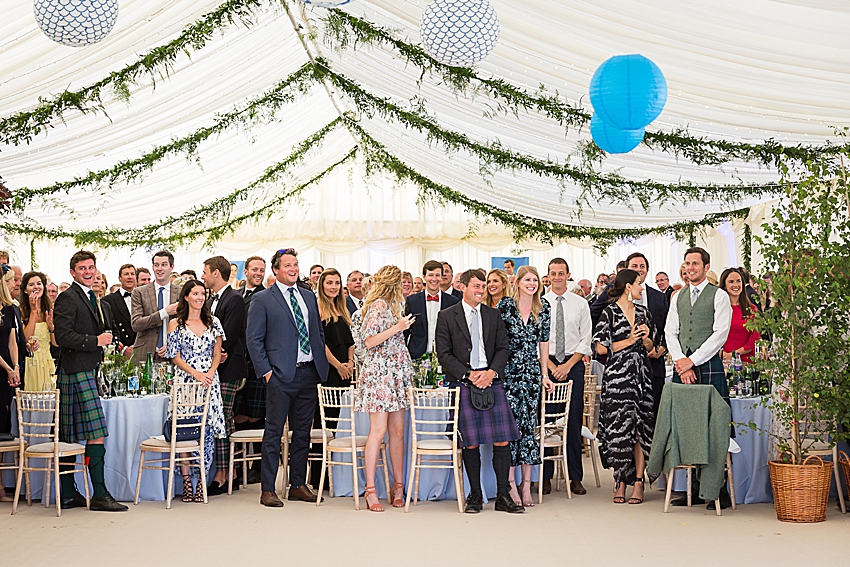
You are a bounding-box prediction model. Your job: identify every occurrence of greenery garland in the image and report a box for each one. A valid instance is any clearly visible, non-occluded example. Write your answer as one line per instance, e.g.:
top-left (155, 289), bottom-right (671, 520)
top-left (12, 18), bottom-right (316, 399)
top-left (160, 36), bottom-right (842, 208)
top-left (743, 223), bottom-right (752, 272)
top-left (10, 62), bottom-right (317, 212)
top-left (321, 10), bottom-right (850, 167)
top-left (0, 0), bottom-right (277, 146)
top-left (3, 120), bottom-right (351, 248)
top-left (346, 118), bottom-right (750, 249)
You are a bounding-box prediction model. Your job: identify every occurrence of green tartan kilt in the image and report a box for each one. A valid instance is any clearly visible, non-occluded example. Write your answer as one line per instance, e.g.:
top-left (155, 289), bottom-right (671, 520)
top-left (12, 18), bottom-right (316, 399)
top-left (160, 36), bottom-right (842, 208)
top-left (58, 368), bottom-right (108, 442)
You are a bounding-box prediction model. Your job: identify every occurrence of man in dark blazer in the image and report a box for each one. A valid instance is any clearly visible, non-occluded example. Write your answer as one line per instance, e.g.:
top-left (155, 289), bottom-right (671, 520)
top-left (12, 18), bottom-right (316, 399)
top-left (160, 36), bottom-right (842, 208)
top-left (53, 250), bottom-right (127, 511)
top-left (404, 260), bottom-right (459, 360)
top-left (201, 256), bottom-right (248, 495)
top-left (101, 263), bottom-right (137, 359)
top-left (246, 248), bottom-right (329, 508)
top-left (345, 270), bottom-right (365, 315)
top-left (440, 262), bottom-right (464, 300)
top-left (593, 253), bottom-right (669, 419)
top-left (435, 269), bottom-right (523, 514)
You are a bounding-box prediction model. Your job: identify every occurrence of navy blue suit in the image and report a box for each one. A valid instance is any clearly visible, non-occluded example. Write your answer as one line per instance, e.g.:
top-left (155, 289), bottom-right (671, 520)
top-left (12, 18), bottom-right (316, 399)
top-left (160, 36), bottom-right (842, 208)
top-left (246, 283), bottom-right (329, 492)
top-left (404, 290), bottom-right (459, 360)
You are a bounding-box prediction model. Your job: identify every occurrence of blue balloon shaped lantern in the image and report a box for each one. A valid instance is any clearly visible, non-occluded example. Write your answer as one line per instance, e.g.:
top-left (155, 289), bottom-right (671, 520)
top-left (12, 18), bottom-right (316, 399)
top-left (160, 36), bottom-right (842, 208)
top-left (420, 0), bottom-right (500, 67)
top-left (590, 114), bottom-right (644, 154)
top-left (589, 54), bottom-right (667, 130)
top-left (303, 0), bottom-right (352, 7)
top-left (33, 0), bottom-right (118, 47)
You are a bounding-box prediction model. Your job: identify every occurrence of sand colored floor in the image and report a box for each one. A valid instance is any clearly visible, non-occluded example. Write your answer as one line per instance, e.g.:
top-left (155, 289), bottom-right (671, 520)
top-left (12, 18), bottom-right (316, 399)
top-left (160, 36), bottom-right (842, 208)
top-left (1, 469), bottom-right (847, 567)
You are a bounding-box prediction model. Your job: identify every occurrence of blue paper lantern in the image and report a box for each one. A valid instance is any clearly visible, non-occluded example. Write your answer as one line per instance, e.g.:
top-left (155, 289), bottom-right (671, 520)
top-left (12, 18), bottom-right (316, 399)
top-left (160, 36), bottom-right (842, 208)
top-left (420, 0), bottom-right (500, 67)
top-left (590, 114), bottom-right (644, 154)
top-left (589, 54), bottom-right (667, 130)
top-left (303, 0), bottom-right (352, 7)
top-left (33, 0), bottom-right (118, 47)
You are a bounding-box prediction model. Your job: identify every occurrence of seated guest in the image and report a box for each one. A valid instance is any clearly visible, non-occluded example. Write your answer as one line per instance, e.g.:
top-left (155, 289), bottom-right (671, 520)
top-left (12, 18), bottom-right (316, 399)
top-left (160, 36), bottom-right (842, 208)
top-left (401, 271), bottom-right (413, 298)
top-left (20, 271), bottom-right (57, 391)
top-left (435, 269), bottom-right (523, 514)
top-left (719, 268), bottom-right (761, 364)
top-left (593, 269), bottom-right (655, 505)
top-left (483, 269), bottom-right (509, 308)
top-left (355, 266), bottom-right (414, 511)
top-left (497, 266), bottom-right (553, 507)
top-left (162, 280), bottom-right (227, 502)
top-left (317, 268), bottom-right (354, 428)
top-left (404, 260), bottom-right (459, 360)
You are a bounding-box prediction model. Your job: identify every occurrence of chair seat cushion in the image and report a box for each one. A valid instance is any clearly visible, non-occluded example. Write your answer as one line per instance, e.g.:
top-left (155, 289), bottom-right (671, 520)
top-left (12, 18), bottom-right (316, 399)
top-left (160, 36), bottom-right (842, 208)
top-left (328, 435), bottom-right (368, 449)
top-left (26, 442), bottom-right (85, 455)
top-left (416, 438), bottom-right (453, 451)
top-left (0, 438), bottom-right (20, 448)
top-left (140, 437), bottom-right (201, 450)
top-left (230, 429), bottom-right (265, 441)
top-left (544, 435), bottom-right (563, 445)
top-left (581, 426), bottom-right (596, 440)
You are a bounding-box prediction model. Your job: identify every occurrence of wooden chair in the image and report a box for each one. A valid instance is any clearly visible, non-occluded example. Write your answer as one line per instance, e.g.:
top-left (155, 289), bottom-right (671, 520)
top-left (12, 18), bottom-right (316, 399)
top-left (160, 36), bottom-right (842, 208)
top-left (581, 369), bottom-right (601, 488)
top-left (12, 389), bottom-right (90, 517)
top-left (134, 382), bottom-right (211, 509)
top-left (405, 387), bottom-right (463, 513)
top-left (227, 429), bottom-right (264, 495)
top-left (315, 385), bottom-right (390, 510)
top-left (663, 439), bottom-right (738, 516)
top-left (537, 381), bottom-right (573, 504)
top-left (0, 430), bottom-right (22, 501)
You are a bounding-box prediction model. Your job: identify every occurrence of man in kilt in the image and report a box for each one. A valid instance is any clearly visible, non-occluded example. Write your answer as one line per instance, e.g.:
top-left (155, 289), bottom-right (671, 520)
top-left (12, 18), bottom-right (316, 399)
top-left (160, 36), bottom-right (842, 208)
top-left (435, 269), bottom-right (524, 514)
top-left (665, 246), bottom-right (732, 509)
top-left (53, 250), bottom-right (128, 511)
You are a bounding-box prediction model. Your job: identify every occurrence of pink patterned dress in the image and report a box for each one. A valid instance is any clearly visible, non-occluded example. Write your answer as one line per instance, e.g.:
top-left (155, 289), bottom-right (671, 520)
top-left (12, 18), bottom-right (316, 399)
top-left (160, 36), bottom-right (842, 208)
top-left (355, 299), bottom-right (413, 413)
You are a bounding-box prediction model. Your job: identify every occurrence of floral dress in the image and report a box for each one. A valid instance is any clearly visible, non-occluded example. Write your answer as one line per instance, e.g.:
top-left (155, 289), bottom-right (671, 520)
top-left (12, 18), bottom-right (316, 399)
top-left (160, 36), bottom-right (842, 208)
top-left (498, 297), bottom-right (550, 466)
top-left (593, 303), bottom-right (655, 486)
top-left (165, 318), bottom-right (227, 475)
top-left (355, 299), bottom-right (413, 413)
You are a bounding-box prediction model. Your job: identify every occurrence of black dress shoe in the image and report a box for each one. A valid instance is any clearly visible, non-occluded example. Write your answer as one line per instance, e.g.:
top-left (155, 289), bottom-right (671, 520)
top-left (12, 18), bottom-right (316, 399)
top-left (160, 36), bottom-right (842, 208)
top-left (261, 491), bottom-right (284, 507)
top-left (494, 493), bottom-right (525, 514)
top-left (464, 492), bottom-right (483, 514)
top-left (60, 492), bottom-right (87, 509)
top-left (570, 480), bottom-right (587, 495)
top-left (706, 488), bottom-right (732, 510)
top-left (542, 478), bottom-right (551, 495)
top-left (670, 494), bottom-right (705, 506)
top-left (288, 484), bottom-right (323, 502)
top-left (247, 469), bottom-right (262, 484)
top-left (89, 493), bottom-right (128, 512)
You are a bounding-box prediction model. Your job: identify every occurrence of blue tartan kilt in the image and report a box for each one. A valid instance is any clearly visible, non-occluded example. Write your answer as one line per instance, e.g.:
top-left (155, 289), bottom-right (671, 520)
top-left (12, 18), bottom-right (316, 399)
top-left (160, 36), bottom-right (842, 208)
top-left (57, 368), bottom-right (108, 442)
top-left (456, 381), bottom-right (520, 448)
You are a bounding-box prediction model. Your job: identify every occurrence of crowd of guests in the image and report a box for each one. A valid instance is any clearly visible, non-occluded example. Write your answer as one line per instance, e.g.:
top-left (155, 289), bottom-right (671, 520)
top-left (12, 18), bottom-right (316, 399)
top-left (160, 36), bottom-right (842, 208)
top-left (0, 246), bottom-right (763, 514)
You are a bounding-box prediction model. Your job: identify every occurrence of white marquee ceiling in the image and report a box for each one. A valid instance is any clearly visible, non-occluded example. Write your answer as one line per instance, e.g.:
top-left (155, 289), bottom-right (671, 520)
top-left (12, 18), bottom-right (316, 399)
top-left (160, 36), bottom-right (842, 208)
top-left (0, 0), bottom-right (847, 243)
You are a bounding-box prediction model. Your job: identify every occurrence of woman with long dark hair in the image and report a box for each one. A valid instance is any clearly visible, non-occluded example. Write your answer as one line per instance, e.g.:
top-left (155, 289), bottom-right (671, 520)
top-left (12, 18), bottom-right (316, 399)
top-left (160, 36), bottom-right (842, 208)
top-left (593, 269), bottom-right (655, 505)
top-left (317, 268), bottom-right (354, 430)
top-left (719, 268), bottom-right (761, 364)
top-left (162, 279), bottom-right (226, 502)
top-left (19, 271), bottom-right (57, 391)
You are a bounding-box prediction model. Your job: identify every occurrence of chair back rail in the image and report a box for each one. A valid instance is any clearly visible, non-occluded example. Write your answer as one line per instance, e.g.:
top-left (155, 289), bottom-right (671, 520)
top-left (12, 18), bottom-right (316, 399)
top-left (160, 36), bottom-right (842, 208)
top-left (16, 389), bottom-right (60, 444)
top-left (408, 388), bottom-right (460, 441)
top-left (317, 385), bottom-right (357, 438)
top-left (168, 381), bottom-right (212, 444)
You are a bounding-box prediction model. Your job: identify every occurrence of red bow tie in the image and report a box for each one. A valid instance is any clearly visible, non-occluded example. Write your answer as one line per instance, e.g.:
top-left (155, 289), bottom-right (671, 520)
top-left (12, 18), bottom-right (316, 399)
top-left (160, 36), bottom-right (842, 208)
top-left (426, 294), bottom-right (439, 302)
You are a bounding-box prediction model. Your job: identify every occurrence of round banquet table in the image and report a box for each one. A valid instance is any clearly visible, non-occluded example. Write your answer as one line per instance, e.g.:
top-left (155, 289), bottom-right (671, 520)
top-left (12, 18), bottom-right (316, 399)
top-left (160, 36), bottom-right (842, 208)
top-left (4, 394), bottom-right (170, 503)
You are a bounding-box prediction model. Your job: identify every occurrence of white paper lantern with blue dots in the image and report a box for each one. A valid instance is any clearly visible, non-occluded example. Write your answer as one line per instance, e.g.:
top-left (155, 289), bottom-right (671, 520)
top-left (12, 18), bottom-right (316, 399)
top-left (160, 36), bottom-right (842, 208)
top-left (420, 0), bottom-right (499, 67)
top-left (303, 0), bottom-right (352, 7)
top-left (33, 0), bottom-right (118, 47)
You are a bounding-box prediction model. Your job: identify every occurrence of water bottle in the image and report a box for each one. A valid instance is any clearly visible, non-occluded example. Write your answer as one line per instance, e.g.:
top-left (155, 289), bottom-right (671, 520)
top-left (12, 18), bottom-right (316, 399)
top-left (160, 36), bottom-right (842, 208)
top-left (732, 353), bottom-right (748, 397)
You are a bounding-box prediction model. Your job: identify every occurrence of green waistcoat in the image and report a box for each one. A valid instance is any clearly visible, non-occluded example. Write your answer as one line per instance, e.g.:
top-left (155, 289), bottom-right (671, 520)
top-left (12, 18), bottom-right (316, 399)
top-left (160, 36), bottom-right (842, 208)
top-left (677, 283), bottom-right (719, 354)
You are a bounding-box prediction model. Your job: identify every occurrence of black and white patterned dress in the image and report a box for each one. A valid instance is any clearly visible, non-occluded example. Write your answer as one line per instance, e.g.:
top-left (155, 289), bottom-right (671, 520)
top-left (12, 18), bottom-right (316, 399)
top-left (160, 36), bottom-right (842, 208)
top-left (593, 303), bottom-right (655, 486)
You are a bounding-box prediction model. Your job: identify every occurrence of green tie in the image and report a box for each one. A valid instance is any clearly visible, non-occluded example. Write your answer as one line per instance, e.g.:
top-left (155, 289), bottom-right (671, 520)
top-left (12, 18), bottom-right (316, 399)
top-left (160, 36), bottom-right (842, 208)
top-left (88, 290), bottom-right (101, 324)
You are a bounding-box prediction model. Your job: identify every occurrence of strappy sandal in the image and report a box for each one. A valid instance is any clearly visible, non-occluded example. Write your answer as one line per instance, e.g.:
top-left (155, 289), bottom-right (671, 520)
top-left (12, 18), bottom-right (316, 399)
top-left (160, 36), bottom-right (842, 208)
top-left (194, 482), bottom-right (206, 503)
top-left (364, 485), bottom-right (384, 512)
top-left (391, 482), bottom-right (405, 508)
top-left (628, 478), bottom-right (644, 505)
top-left (520, 479), bottom-right (535, 508)
top-left (613, 482), bottom-right (626, 504)
top-left (508, 481), bottom-right (522, 506)
top-left (182, 476), bottom-right (194, 503)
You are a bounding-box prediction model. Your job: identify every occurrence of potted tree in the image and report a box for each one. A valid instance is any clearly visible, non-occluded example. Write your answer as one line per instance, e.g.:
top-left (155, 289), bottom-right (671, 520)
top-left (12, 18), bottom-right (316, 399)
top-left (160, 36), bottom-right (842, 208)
top-left (752, 157), bottom-right (850, 522)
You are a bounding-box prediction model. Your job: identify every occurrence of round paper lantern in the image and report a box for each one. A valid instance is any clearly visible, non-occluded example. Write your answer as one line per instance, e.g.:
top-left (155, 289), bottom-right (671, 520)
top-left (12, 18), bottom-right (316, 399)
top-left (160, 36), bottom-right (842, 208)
top-left (420, 0), bottom-right (499, 67)
top-left (590, 114), bottom-right (644, 154)
top-left (34, 0), bottom-right (118, 47)
top-left (303, 0), bottom-right (352, 7)
top-left (589, 54), bottom-right (667, 130)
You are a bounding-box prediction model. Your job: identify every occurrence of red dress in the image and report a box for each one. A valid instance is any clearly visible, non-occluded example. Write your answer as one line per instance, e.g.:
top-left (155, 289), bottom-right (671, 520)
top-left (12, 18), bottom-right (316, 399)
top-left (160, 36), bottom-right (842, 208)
top-left (723, 304), bottom-right (761, 363)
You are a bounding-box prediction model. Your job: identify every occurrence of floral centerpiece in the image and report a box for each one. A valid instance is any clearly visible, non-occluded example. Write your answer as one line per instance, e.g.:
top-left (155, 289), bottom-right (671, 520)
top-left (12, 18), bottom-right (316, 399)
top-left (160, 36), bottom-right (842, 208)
top-left (413, 349), bottom-right (443, 388)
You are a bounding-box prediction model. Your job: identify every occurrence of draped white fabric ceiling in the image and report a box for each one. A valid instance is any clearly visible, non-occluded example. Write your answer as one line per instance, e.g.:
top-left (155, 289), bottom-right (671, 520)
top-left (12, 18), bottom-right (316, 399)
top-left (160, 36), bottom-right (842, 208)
top-left (0, 0), bottom-right (847, 278)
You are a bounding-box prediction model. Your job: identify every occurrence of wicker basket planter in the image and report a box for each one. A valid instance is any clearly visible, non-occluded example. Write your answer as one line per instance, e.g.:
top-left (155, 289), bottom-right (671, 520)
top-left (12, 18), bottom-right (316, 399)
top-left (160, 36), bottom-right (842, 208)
top-left (769, 455), bottom-right (833, 523)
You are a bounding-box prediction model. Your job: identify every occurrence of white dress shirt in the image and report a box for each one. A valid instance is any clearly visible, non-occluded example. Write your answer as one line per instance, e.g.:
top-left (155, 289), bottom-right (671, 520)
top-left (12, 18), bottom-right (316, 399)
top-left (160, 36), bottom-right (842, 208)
top-left (276, 281), bottom-right (312, 362)
top-left (665, 278), bottom-right (732, 367)
top-left (121, 287), bottom-right (133, 313)
top-left (425, 289), bottom-right (442, 353)
top-left (210, 284), bottom-right (230, 315)
top-left (155, 282), bottom-right (175, 341)
top-left (543, 289), bottom-right (593, 357)
top-left (461, 300), bottom-right (488, 370)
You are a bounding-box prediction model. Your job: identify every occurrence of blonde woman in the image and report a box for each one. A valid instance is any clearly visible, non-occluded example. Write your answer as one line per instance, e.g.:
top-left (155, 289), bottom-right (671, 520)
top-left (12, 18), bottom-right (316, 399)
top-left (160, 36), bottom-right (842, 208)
top-left (19, 271), bottom-right (57, 391)
top-left (401, 271), bottom-right (414, 298)
top-left (484, 268), bottom-right (509, 308)
top-left (0, 269), bottom-right (18, 500)
top-left (355, 266), bottom-right (414, 511)
top-left (496, 265), bottom-right (554, 507)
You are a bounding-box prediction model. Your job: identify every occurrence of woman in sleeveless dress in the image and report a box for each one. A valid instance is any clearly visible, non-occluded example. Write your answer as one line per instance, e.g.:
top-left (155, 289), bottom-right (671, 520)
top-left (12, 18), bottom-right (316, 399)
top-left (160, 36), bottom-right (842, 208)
top-left (19, 271), bottom-right (57, 391)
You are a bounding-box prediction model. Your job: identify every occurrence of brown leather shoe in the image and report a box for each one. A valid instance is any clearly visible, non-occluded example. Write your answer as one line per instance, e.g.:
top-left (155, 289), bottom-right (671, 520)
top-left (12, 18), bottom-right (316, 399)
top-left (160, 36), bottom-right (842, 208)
top-left (542, 478), bottom-right (551, 495)
top-left (260, 491), bottom-right (284, 507)
top-left (288, 484), bottom-right (324, 503)
top-left (570, 480), bottom-right (587, 495)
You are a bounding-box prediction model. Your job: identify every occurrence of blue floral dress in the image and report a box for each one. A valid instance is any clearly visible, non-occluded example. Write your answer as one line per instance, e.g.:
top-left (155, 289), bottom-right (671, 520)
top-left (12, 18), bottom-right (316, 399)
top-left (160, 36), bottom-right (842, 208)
top-left (165, 318), bottom-right (227, 475)
top-left (498, 297), bottom-right (550, 466)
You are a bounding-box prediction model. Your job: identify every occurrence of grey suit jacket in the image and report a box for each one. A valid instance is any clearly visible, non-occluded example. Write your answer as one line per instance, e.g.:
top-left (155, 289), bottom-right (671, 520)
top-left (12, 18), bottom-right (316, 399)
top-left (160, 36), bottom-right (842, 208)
top-left (130, 282), bottom-right (180, 363)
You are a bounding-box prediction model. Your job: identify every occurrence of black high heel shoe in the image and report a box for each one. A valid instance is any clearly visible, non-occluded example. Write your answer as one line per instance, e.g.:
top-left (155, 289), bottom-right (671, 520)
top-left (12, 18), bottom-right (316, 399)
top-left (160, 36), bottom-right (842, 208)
top-left (628, 477), bottom-right (645, 505)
